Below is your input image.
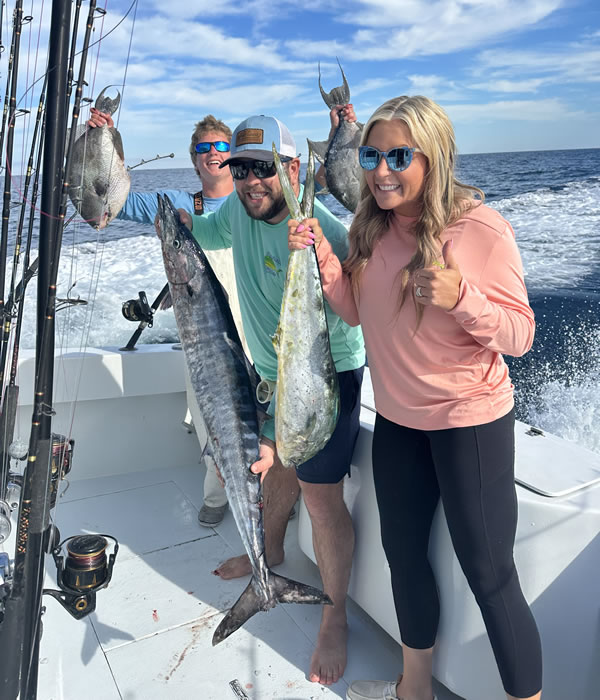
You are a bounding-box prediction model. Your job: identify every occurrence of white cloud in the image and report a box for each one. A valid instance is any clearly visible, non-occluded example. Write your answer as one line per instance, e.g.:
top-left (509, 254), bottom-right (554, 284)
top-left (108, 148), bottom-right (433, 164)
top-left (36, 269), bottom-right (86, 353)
top-left (130, 17), bottom-right (311, 72)
top-left (124, 81), bottom-right (311, 113)
top-left (470, 78), bottom-right (549, 93)
top-left (475, 46), bottom-right (600, 84)
top-left (286, 0), bottom-right (565, 60)
top-left (446, 97), bottom-right (580, 123)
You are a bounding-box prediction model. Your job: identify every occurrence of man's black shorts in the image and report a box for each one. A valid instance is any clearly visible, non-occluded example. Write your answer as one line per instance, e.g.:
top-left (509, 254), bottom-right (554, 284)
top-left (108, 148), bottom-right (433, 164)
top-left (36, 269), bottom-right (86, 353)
top-left (294, 366), bottom-right (364, 484)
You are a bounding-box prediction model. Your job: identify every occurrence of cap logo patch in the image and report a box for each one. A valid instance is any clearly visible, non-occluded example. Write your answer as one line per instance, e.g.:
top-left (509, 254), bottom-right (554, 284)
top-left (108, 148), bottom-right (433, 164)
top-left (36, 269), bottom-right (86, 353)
top-left (236, 128), bottom-right (264, 146)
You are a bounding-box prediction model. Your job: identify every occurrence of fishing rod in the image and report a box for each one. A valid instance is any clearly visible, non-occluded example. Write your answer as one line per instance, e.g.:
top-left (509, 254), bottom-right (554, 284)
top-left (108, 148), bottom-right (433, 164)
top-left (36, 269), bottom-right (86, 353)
top-left (0, 1), bottom-right (24, 334)
top-left (0, 0), bottom-right (70, 690)
top-left (120, 283), bottom-right (170, 351)
top-left (0, 79), bottom-right (47, 500)
top-left (127, 152), bottom-right (175, 171)
top-left (0, 6), bottom-right (16, 174)
top-left (0, 3), bottom-right (103, 698)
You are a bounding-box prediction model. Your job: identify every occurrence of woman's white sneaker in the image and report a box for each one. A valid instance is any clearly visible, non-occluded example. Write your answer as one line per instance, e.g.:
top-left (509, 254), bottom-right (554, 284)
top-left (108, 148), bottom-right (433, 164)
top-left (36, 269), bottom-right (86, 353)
top-left (346, 679), bottom-right (437, 700)
top-left (346, 680), bottom-right (398, 700)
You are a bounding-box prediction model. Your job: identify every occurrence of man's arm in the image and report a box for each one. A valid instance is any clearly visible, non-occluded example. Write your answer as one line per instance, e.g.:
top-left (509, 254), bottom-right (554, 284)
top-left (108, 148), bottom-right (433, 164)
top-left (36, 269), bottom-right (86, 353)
top-left (180, 197), bottom-right (234, 251)
top-left (121, 190), bottom-right (194, 225)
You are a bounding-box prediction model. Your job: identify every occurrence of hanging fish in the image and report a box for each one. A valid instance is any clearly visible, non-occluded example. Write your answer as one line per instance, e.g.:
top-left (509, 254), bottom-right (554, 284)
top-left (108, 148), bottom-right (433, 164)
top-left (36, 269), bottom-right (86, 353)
top-left (67, 87), bottom-right (130, 229)
top-left (156, 194), bottom-right (332, 645)
top-left (272, 143), bottom-right (340, 468)
top-left (308, 60), bottom-right (363, 213)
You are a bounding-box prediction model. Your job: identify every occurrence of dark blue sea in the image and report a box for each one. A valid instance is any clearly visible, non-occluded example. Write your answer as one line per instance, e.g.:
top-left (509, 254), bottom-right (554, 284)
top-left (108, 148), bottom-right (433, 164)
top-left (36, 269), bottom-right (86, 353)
top-left (10, 148), bottom-right (600, 454)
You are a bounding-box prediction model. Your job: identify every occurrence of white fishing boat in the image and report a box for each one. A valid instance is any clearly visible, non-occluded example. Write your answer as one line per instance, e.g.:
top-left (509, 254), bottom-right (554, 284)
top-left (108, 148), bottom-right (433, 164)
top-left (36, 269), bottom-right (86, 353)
top-left (3, 344), bottom-right (596, 699)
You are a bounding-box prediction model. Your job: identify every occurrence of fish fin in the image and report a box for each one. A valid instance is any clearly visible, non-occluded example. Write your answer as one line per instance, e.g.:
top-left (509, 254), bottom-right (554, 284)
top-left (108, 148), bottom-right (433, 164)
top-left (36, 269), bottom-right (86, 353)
top-left (315, 187), bottom-right (330, 197)
top-left (212, 574), bottom-right (332, 645)
top-left (300, 145), bottom-right (315, 218)
top-left (307, 138), bottom-right (327, 164)
top-left (108, 127), bottom-right (126, 162)
top-left (199, 439), bottom-right (215, 463)
top-left (217, 279), bottom-right (230, 304)
top-left (270, 571), bottom-right (333, 606)
top-left (318, 59), bottom-right (350, 108)
top-left (271, 325), bottom-right (281, 354)
top-left (95, 86), bottom-right (121, 115)
top-left (212, 579), bottom-right (263, 645)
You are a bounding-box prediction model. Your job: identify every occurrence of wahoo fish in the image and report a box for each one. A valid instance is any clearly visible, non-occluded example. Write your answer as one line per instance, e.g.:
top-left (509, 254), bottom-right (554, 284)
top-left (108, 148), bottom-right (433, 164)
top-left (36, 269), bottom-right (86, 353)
top-left (67, 87), bottom-right (130, 229)
top-left (272, 143), bottom-right (340, 468)
top-left (308, 61), bottom-right (363, 213)
top-left (157, 194), bottom-right (332, 646)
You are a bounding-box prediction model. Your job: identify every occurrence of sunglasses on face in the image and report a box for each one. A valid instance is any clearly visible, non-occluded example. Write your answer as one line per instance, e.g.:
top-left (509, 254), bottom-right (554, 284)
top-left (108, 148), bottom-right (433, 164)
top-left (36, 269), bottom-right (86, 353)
top-left (358, 145), bottom-right (421, 172)
top-left (195, 141), bottom-right (230, 154)
top-left (229, 157), bottom-right (291, 181)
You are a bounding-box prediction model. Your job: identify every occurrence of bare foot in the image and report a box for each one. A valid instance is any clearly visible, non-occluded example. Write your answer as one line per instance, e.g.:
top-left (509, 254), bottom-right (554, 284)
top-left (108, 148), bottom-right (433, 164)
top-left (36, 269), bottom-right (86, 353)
top-left (212, 549), bottom-right (284, 580)
top-left (308, 617), bottom-right (348, 685)
top-left (212, 554), bottom-right (251, 579)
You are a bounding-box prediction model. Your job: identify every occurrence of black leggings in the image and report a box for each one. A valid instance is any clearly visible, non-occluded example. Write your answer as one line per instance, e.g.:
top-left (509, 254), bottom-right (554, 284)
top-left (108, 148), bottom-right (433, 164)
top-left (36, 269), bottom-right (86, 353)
top-left (372, 410), bottom-right (542, 698)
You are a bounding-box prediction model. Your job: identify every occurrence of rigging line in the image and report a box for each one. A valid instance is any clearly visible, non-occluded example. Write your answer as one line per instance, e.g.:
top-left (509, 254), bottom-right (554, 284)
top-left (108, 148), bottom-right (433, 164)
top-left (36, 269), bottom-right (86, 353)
top-left (115, 0), bottom-right (138, 131)
top-left (20, 0), bottom-right (43, 177)
top-left (88, 0), bottom-right (107, 99)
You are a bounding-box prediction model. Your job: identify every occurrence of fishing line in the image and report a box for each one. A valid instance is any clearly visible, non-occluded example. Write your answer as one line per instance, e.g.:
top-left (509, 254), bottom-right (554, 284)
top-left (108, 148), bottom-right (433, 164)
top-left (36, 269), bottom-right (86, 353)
top-left (45, 0), bottom-right (139, 530)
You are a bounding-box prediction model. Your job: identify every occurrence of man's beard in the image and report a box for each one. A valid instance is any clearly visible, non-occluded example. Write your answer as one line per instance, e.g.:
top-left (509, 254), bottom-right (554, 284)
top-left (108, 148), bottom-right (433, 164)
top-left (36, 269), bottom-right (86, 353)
top-left (239, 190), bottom-right (287, 222)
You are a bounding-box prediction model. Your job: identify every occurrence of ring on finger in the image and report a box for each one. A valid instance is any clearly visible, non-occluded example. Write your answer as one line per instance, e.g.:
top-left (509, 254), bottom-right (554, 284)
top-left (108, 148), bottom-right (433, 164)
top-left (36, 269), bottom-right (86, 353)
top-left (415, 286), bottom-right (424, 298)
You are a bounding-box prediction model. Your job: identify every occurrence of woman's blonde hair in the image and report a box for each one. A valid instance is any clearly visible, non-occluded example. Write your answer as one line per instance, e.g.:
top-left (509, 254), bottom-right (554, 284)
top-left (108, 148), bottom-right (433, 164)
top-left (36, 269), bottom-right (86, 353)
top-left (343, 95), bottom-right (484, 325)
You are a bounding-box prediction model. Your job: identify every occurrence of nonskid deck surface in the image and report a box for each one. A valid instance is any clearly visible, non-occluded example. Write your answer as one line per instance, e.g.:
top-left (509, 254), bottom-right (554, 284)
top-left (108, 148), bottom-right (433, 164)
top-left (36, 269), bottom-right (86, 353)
top-left (38, 463), bottom-right (462, 700)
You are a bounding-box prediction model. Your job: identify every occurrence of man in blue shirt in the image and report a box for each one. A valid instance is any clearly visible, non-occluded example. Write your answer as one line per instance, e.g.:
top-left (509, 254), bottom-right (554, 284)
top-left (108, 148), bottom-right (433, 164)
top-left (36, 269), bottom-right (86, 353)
top-left (88, 111), bottom-right (238, 527)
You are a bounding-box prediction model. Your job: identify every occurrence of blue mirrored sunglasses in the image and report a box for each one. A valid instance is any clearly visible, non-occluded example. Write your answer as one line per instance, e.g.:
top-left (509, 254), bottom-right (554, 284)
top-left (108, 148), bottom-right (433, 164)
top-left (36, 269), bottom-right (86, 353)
top-left (195, 141), bottom-right (230, 154)
top-left (358, 145), bottom-right (421, 172)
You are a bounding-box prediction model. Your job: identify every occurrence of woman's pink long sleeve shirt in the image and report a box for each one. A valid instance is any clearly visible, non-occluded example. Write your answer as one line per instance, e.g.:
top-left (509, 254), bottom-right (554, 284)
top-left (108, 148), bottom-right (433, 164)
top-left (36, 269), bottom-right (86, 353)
top-left (316, 204), bottom-right (535, 429)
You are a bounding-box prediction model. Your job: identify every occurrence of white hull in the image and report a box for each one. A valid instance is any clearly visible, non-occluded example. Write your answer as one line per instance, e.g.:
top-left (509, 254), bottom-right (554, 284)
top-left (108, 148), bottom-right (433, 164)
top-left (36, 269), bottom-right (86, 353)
top-left (4, 347), bottom-right (598, 699)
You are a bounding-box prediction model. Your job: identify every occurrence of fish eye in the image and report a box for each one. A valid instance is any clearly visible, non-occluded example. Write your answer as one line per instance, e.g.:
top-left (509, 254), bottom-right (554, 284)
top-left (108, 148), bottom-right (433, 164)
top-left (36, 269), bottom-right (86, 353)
top-left (173, 237), bottom-right (182, 250)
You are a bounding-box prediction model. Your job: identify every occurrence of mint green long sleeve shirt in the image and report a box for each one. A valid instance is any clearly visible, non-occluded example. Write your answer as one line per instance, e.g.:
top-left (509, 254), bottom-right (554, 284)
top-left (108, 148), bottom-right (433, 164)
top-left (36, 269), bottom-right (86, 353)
top-left (190, 188), bottom-right (365, 439)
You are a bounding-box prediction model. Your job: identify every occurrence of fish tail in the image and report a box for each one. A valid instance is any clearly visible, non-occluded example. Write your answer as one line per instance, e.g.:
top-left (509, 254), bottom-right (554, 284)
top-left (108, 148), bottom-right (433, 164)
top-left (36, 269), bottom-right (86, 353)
top-left (212, 573), bottom-right (332, 646)
top-left (270, 571), bottom-right (333, 606)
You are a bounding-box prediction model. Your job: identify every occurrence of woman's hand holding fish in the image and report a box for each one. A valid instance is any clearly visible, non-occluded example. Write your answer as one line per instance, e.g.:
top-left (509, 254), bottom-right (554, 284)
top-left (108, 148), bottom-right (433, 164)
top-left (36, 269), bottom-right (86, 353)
top-left (251, 440), bottom-right (276, 483)
top-left (414, 240), bottom-right (462, 311)
top-left (329, 104), bottom-right (357, 134)
top-left (288, 218), bottom-right (323, 250)
top-left (87, 107), bottom-right (114, 128)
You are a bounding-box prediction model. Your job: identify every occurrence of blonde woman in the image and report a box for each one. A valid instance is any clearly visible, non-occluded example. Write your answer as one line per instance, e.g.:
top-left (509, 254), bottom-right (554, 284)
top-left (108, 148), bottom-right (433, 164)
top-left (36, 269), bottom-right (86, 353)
top-left (289, 96), bottom-right (542, 700)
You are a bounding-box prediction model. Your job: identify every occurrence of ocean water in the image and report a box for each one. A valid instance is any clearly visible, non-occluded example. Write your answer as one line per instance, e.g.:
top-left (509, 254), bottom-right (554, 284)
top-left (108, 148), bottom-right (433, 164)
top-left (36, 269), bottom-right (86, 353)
top-left (5, 148), bottom-right (600, 454)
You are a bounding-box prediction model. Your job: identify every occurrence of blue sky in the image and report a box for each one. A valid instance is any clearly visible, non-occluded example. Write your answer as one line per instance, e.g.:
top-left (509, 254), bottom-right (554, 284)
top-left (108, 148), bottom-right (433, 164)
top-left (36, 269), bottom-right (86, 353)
top-left (12, 0), bottom-right (600, 168)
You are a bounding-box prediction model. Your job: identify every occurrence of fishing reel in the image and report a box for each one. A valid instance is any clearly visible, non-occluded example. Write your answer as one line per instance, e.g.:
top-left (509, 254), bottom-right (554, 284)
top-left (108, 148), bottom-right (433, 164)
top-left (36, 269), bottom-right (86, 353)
top-left (49, 434), bottom-right (74, 509)
top-left (45, 534), bottom-right (118, 620)
top-left (122, 291), bottom-right (154, 325)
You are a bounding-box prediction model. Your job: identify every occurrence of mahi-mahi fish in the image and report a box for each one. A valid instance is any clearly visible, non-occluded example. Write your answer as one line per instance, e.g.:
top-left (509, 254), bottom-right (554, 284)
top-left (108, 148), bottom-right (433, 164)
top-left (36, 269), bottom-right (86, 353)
top-left (157, 194), bottom-right (332, 645)
top-left (67, 87), bottom-right (130, 229)
top-left (307, 60), bottom-right (363, 213)
top-left (272, 143), bottom-right (340, 468)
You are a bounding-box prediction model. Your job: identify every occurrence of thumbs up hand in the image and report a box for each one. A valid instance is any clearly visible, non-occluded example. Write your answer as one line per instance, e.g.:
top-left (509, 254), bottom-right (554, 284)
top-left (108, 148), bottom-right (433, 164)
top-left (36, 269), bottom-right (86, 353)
top-left (414, 239), bottom-right (463, 311)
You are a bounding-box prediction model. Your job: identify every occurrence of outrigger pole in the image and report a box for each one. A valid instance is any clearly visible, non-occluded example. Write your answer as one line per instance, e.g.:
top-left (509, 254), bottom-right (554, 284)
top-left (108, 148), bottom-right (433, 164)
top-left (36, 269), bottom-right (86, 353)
top-left (0, 2), bottom-right (72, 698)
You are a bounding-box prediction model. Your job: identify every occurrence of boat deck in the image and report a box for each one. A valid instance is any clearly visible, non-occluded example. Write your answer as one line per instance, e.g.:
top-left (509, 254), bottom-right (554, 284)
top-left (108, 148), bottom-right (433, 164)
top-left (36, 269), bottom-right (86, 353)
top-left (39, 460), bottom-right (463, 700)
